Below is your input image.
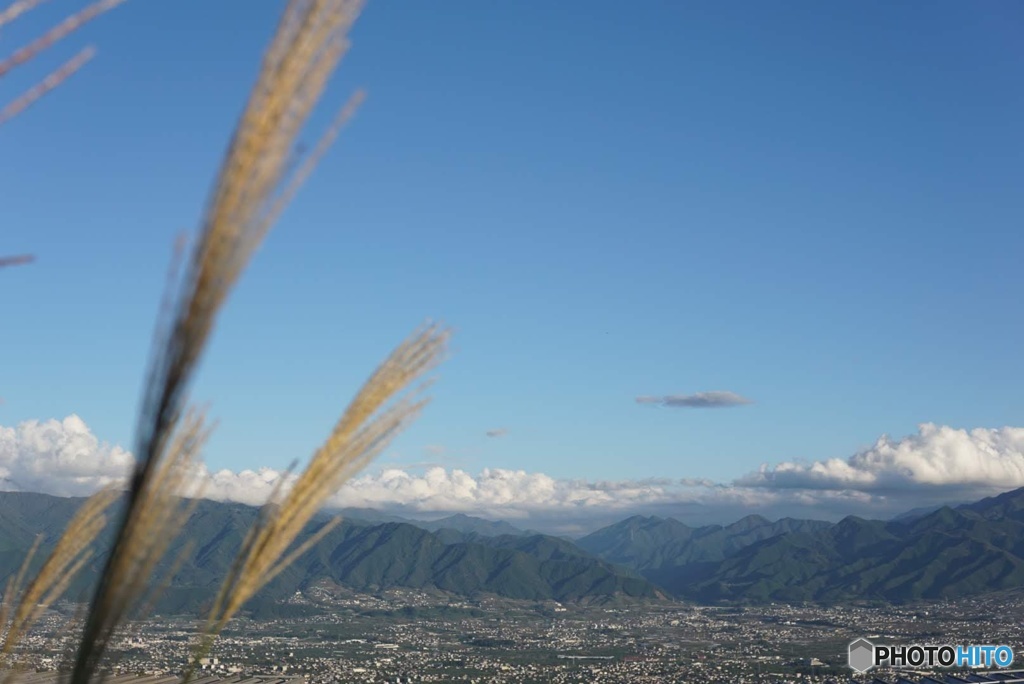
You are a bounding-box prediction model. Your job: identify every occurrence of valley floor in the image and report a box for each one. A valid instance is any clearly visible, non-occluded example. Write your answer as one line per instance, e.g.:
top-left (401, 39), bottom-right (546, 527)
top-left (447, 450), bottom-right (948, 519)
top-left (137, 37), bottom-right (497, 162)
top-left (10, 590), bottom-right (1024, 683)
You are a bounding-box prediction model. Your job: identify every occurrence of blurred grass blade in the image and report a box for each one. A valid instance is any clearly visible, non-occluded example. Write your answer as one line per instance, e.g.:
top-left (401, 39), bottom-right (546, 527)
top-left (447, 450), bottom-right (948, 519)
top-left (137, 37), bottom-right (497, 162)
top-left (0, 0), bottom-right (125, 79)
top-left (0, 487), bottom-right (117, 677)
top-left (0, 0), bottom-right (50, 29)
top-left (69, 410), bottom-right (210, 684)
top-left (0, 46), bottom-right (95, 125)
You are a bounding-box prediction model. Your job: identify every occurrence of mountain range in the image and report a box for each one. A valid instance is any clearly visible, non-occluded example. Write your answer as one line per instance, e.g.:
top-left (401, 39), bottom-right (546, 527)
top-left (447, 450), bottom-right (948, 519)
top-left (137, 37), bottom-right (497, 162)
top-left (577, 487), bottom-right (1024, 602)
top-left (0, 492), bottom-right (658, 616)
top-left (2, 487), bottom-right (1024, 613)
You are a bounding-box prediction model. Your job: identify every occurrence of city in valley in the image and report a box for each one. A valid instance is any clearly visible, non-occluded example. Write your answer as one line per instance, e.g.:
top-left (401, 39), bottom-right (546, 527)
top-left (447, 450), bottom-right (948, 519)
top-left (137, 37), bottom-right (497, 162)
top-left (10, 585), bottom-right (1024, 684)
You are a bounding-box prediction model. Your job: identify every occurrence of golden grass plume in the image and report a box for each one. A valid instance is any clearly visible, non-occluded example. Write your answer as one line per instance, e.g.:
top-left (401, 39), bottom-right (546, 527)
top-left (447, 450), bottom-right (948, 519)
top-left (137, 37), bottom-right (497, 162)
top-left (190, 324), bottom-right (448, 669)
top-left (66, 1), bottom-right (397, 682)
top-left (69, 411), bottom-right (210, 684)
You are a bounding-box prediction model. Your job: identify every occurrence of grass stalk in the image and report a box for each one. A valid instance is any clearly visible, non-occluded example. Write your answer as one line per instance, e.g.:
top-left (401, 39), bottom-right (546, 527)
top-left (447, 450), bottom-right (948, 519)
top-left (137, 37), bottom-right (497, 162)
top-left (68, 1), bottom-right (372, 682)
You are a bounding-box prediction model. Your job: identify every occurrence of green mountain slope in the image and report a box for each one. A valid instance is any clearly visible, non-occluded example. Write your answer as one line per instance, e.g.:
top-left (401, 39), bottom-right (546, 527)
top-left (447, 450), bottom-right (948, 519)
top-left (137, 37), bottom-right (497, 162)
top-left (0, 492), bottom-right (659, 615)
top-left (580, 489), bottom-right (1024, 602)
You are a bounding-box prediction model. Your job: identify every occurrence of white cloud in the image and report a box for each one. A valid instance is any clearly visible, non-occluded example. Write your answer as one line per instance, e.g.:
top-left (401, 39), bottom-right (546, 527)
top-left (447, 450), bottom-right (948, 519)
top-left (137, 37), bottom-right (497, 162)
top-left (201, 465), bottom-right (297, 506)
top-left (737, 423), bottom-right (1024, 491)
top-left (2, 416), bottom-right (1024, 533)
top-left (0, 415), bottom-right (133, 496)
top-left (333, 467), bottom-right (671, 518)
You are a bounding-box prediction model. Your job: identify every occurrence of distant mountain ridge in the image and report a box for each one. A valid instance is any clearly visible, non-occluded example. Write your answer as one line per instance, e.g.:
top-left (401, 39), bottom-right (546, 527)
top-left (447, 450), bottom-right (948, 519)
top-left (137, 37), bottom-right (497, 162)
top-left (2, 487), bottom-right (1024, 610)
top-left (331, 508), bottom-right (530, 536)
top-left (0, 492), bottom-right (658, 616)
top-left (413, 512), bottom-right (530, 537)
top-left (578, 487), bottom-right (1024, 602)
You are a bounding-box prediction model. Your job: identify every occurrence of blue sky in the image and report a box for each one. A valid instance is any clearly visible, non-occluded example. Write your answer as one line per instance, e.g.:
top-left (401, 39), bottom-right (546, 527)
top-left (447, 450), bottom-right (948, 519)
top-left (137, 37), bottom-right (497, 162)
top-left (2, 0), bottom-right (1023, 502)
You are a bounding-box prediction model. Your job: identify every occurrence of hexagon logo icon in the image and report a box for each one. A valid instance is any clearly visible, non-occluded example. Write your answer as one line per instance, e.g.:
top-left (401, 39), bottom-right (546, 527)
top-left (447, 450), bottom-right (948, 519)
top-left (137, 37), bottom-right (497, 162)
top-left (848, 638), bottom-right (875, 673)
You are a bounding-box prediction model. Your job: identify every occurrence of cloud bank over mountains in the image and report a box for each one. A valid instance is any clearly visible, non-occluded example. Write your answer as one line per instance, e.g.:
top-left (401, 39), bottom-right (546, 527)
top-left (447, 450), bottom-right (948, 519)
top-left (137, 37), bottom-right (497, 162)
top-left (3, 415), bottom-right (1023, 533)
